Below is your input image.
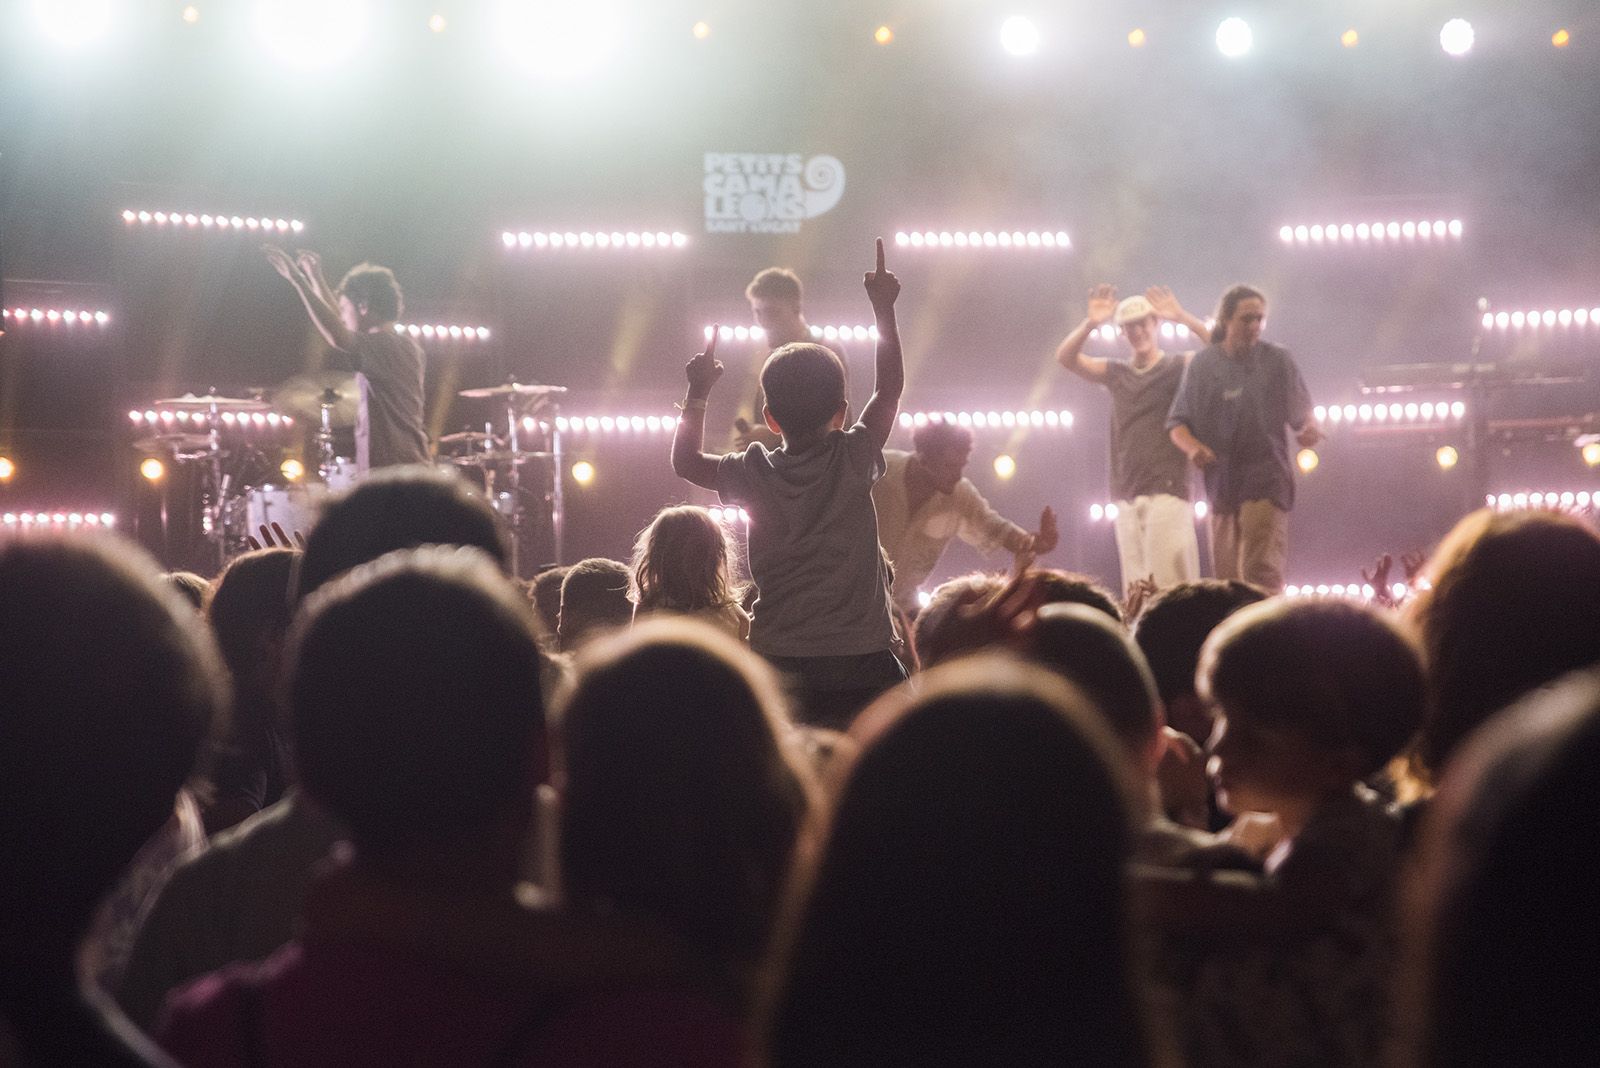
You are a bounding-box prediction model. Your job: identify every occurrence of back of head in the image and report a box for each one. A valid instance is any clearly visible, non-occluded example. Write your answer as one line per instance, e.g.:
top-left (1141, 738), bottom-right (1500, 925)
top-left (1132, 579), bottom-right (1268, 710)
top-left (1200, 598), bottom-right (1426, 778)
top-left (294, 466), bottom-right (509, 602)
top-left (910, 419), bottom-right (974, 458)
top-left (289, 547), bottom-right (545, 855)
top-left (337, 261), bottom-right (403, 322)
top-left (630, 505), bottom-right (735, 613)
top-left (760, 342), bottom-right (846, 438)
top-left (1409, 509), bottom-right (1600, 775)
top-left (0, 537), bottom-right (225, 919)
top-left (1025, 602), bottom-right (1162, 761)
top-left (529, 564), bottom-right (569, 642)
top-left (164, 570), bottom-right (211, 611)
top-left (1031, 567), bottom-right (1123, 624)
top-left (208, 548), bottom-right (298, 683)
top-left (558, 619), bottom-right (812, 983)
top-left (912, 572), bottom-right (1005, 668)
top-left (769, 656), bottom-right (1144, 1067)
top-left (558, 557), bottom-right (633, 650)
top-left (1404, 667), bottom-right (1600, 1066)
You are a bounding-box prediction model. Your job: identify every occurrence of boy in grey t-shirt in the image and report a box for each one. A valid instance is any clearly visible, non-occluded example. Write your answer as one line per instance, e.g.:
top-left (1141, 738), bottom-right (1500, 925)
top-left (673, 239), bottom-right (905, 728)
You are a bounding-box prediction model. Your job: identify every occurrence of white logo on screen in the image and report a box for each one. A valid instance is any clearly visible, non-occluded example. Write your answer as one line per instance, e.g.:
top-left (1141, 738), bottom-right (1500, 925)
top-left (703, 153), bottom-right (846, 234)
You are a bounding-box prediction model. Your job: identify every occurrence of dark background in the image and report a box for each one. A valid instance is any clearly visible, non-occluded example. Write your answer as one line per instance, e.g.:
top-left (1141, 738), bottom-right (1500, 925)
top-left (3, 0), bottom-right (1597, 582)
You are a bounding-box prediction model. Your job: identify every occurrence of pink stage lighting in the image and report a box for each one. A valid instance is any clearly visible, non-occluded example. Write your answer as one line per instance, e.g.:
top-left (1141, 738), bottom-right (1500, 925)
top-left (395, 322), bottom-right (492, 341)
top-left (1279, 218), bottom-right (1463, 246)
top-left (897, 409), bottom-right (1074, 431)
top-left (2, 511), bottom-right (117, 529)
top-left (1483, 305), bottom-right (1599, 331)
top-left (123, 209), bottom-right (302, 233)
top-left (3, 307), bottom-right (111, 327)
top-left (501, 230), bottom-right (689, 251)
top-left (893, 230), bottom-right (1071, 251)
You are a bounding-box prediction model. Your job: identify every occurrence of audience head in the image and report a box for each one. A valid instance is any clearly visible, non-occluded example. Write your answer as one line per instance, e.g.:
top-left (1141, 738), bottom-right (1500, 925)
top-left (0, 537), bottom-right (226, 938)
top-left (558, 557), bottom-right (633, 651)
top-left (1199, 598), bottom-right (1425, 819)
top-left (164, 570), bottom-right (211, 611)
top-left (1132, 579), bottom-right (1267, 742)
top-left (209, 548), bottom-right (298, 693)
top-left (1024, 602), bottom-right (1163, 773)
top-left (529, 564), bottom-right (569, 644)
top-left (289, 546), bottom-right (546, 863)
top-left (630, 505), bottom-right (739, 613)
top-left (910, 421), bottom-right (975, 494)
top-left (1401, 667), bottom-right (1600, 1067)
top-left (1407, 508), bottom-right (1600, 781)
top-left (768, 655), bottom-right (1144, 1066)
top-left (1030, 567), bottom-right (1123, 624)
top-left (294, 465), bottom-right (509, 602)
top-left (336, 261), bottom-right (403, 326)
top-left (760, 343), bottom-right (846, 438)
top-left (557, 619), bottom-right (814, 988)
top-left (911, 572), bottom-right (1004, 668)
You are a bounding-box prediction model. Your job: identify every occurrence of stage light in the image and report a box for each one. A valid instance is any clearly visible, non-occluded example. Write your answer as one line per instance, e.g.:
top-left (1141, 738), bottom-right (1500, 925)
top-left (182, 5), bottom-right (200, 24)
top-left (874, 25), bottom-right (893, 46)
top-left (895, 227), bottom-right (1069, 252)
top-left (993, 454), bottom-right (1017, 480)
top-left (494, 0), bottom-right (622, 80)
top-left (1583, 442), bottom-right (1600, 467)
top-left (1341, 28), bottom-right (1359, 48)
top-left (32, 0), bottom-right (114, 50)
top-left (1436, 445), bottom-right (1459, 470)
top-left (397, 321), bottom-right (490, 341)
top-left (503, 229), bottom-right (686, 251)
top-left (1194, 500), bottom-right (1209, 520)
top-left (1553, 29), bottom-right (1570, 48)
top-left (252, 0), bottom-right (369, 69)
top-left (280, 458), bottom-right (305, 482)
top-left (1128, 28), bottom-right (1146, 48)
top-left (140, 458), bottom-right (166, 482)
top-left (1440, 19), bottom-right (1474, 57)
top-left (1296, 448), bottom-right (1319, 474)
top-left (570, 460), bottom-right (596, 485)
top-left (1281, 217), bottom-right (1462, 246)
top-left (428, 13), bottom-right (446, 33)
top-left (2, 307), bottom-right (111, 328)
top-left (1216, 17), bottom-right (1252, 58)
top-left (0, 457), bottom-right (14, 482)
top-left (999, 16), bottom-right (1040, 57)
top-left (124, 209), bottom-right (305, 233)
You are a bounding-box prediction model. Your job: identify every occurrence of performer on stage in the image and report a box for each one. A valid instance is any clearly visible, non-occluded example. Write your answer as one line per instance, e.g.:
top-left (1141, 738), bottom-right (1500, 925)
top-left (1057, 284), bottom-right (1209, 590)
top-left (872, 420), bottom-right (1057, 615)
top-left (263, 247), bottom-right (429, 472)
top-left (732, 267), bottom-right (832, 450)
top-left (1166, 285), bottom-right (1321, 594)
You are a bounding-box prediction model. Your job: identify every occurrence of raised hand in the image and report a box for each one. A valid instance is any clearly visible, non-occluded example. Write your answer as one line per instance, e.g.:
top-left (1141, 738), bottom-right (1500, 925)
top-left (1123, 574), bottom-right (1160, 621)
top-left (684, 328), bottom-right (723, 398)
top-left (1086, 283), bottom-right (1118, 325)
top-left (863, 237), bottom-right (900, 312)
top-left (295, 248), bottom-right (323, 278)
top-left (1031, 505), bottom-right (1059, 555)
top-left (1145, 285), bottom-right (1185, 321)
top-left (263, 244), bottom-right (298, 282)
top-left (244, 522), bottom-right (305, 552)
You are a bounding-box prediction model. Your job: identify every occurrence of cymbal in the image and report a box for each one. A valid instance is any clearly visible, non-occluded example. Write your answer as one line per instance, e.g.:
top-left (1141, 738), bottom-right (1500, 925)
top-left (134, 433), bottom-right (214, 453)
top-left (153, 392), bottom-right (269, 411)
top-left (448, 449), bottom-right (552, 467)
top-left (457, 382), bottom-right (568, 399)
top-left (436, 430), bottom-right (506, 447)
top-left (272, 372), bottom-right (360, 427)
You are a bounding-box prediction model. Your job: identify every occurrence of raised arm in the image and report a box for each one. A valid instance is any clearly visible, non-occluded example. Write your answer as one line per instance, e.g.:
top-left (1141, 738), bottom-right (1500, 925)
top-left (264, 245), bottom-right (354, 351)
top-left (671, 329), bottom-right (725, 490)
top-left (1145, 285), bottom-right (1212, 345)
top-left (296, 249), bottom-right (342, 314)
top-left (1055, 284), bottom-right (1116, 382)
top-left (857, 238), bottom-right (904, 451)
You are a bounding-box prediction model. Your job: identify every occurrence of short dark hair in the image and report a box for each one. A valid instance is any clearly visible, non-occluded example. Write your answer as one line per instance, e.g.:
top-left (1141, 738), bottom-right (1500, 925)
top-left (1132, 579), bottom-right (1267, 708)
top-left (558, 557), bottom-right (633, 650)
top-left (0, 538), bottom-right (226, 914)
top-left (529, 564), bottom-right (569, 644)
top-left (294, 466), bottom-right (510, 603)
top-left (761, 343), bottom-right (846, 437)
top-left (911, 420), bottom-right (974, 457)
top-left (912, 572), bottom-right (1005, 669)
top-left (337, 262), bottom-right (404, 323)
top-left (1200, 598), bottom-right (1425, 777)
top-left (290, 547), bottom-right (546, 854)
top-left (746, 267), bottom-right (803, 305)
top-left (1024, 602), bottom-right (1161, 755)
top-left (1030, 568), bottom-right (1123, 625)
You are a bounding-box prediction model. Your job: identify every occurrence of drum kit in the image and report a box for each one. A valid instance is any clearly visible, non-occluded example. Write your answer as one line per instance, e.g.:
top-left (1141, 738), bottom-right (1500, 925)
top-left (132, 377), bottom-right (568, 574)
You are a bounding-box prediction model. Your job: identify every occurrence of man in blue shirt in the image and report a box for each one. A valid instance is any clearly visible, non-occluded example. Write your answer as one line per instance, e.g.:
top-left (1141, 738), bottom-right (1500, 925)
top-left (1166, 286), bottom-right (1320, 593)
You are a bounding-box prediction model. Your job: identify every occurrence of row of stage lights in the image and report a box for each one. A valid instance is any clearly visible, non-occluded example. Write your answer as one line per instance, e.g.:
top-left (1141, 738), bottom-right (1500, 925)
top-left (901, 410), bottom-right (1075, 430)
top-left (1090, 500), bottom-right (1211, 523)
top-left (502, 231), bottom-right (689, 251)
top-left (500, 408), bottom-right (1079, 437)
top-left (1091, 322), bottom-right (1198, 343)
top-left (894, 231), bottom-right (1071, 251)
top-left (1487, 490), bottom-right (1598, 513)
top-left (1284, 582), bottom-right (1408, 602)
top-left (128, 409), bottom-right (295, 429)
top-left (1279, 219), bottom-right (1464, 245)
top-left (395, 322), bottom-right (492, 341)
top-left (705, 324), bottom-right (881, 344)
top-left (123, 210), bottom-right (303, 233)
top-left (1, 511), bottom-right (117, 529)
top-left (1316, 400), bottom-right (1468, 426)
top-left (1482, 307), bottom-right (1600, 331)
top-left (3, 308), bottom-right (111, 327)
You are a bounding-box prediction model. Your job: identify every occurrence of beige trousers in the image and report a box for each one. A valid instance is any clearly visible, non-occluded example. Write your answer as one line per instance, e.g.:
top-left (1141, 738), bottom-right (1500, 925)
top-left (1210, 500), bottom-right (1288, 594)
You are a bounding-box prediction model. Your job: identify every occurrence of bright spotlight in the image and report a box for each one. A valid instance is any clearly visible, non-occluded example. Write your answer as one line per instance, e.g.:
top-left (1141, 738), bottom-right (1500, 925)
top-left (0, 456), bottom-right (14, 481)
top-left (32, 0), bottom-right (114, 49)
top-left (1127, 28), bottom-right (1146, 49)
top-left (692, 20), bottom-right (710, 40)
top-left (570, 460), bottom-right (596, 485)
top-left (252, 0), bottom-right (369, 69)
top-left (993, 454), bottom-right (1017, 480)
top-left (1582, 442), bottom-right (1600, 468)
top-left (1553, 29), bottom-right (1570, 49)
top-left (1435, 445), bottom-right (1459, 471)
top-left (494, 1), bottom-right (623, 80)
top-left (874, 25), bottom-right (893, 46)
top-left (1296, 448), bottom-right (1319, 474)
top-left (428, 13), bottom-right (447, 33)
top-left (140, 458), bottom-right (166, 483)
top-left (1440, 18), bottom-right (1474, 57)
top-left (1341, 28), bottom-right (1359, 49)
top-left (1216, 17), bottom-right (1253, 58)
top-left (999, 16), bottom-right (1040, 57)
top-left (280, 458), bottom-right (305, 482)
top-left (181, 5), bottom-right (200, 24)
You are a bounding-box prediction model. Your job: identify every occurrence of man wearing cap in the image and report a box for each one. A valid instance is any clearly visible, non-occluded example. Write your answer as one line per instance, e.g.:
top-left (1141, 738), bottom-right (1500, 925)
top-left (1056, 285), bottom-right (1209, 591)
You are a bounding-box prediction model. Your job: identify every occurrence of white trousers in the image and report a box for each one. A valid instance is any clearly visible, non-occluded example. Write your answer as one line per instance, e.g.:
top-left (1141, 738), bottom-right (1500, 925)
top-left (1112, 493), bottom-right (1201, 591)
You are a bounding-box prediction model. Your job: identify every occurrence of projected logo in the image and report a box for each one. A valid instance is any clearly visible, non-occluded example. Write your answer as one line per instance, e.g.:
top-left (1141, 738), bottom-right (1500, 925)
top-left (703, 153), bottom-right (846, 235)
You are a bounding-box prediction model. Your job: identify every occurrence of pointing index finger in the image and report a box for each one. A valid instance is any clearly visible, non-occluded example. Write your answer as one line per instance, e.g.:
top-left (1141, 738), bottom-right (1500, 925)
top-left (705, 326), bottom-right (719, 359)
top-left (875, 237), bottom-right (886, 275)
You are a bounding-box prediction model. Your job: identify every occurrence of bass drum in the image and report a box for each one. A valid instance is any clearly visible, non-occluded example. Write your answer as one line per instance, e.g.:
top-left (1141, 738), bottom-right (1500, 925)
top-left (243, 484), bottom-right (332, 541)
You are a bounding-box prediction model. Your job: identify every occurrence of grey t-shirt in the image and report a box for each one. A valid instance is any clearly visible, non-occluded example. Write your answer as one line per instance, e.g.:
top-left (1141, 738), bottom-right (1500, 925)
top-left (1104, 353), bottom-right (1191, 502)
top-left (715, 424), bottom-right (895, 658)
top-left (346, 330), bottom-right (430, 470)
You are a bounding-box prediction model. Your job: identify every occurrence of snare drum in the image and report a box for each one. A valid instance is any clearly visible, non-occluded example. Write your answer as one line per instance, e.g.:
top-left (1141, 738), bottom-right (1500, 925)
top-left (244, 484), bottom-right (331, 538)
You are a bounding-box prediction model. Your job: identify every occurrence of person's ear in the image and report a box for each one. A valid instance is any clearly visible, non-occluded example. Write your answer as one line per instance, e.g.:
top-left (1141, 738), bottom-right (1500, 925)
top-left (763, 405), bottom-right (782, 435)
top-left (830, 401), bottom-right (849, 430)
